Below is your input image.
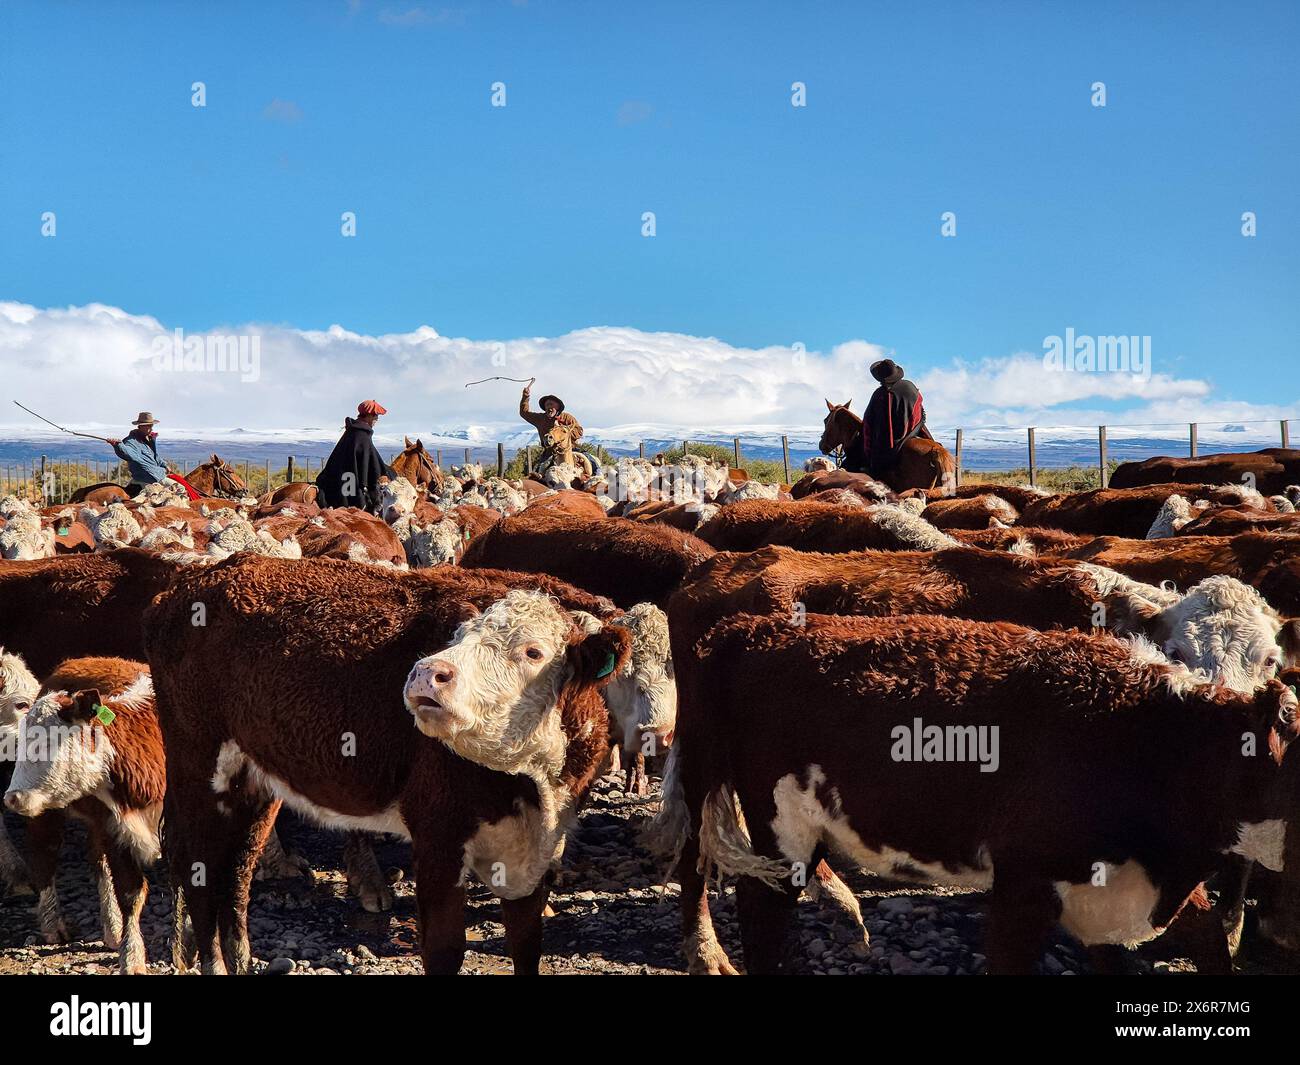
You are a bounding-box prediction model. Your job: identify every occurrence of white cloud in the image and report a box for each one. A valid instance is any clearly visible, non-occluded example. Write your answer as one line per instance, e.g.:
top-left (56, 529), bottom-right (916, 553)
top-left (0, 302), bottom-right (1292, 448)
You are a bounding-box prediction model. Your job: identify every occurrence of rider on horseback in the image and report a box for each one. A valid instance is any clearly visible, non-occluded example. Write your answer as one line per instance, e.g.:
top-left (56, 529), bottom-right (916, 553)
top-left (862, 359), bottom-right (929, 480)
top-left (519, 386), bottom-right (588, 475)
top-left (105, 412), bottom-right (169, 496)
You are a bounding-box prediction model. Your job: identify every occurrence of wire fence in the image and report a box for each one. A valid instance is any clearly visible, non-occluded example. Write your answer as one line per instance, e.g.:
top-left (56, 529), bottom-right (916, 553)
top-left (2, 418), bottom-right (1293, 502)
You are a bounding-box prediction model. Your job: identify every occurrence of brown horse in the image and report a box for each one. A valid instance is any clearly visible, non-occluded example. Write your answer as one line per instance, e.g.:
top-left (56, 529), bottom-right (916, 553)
top-left (819, 399), bottom-right (956, 494)
top-left (540, 422), bottom-right (594, 478)
top-left (390, 437), bottom-right (444, 494)
top-left (182, 454), bottom-right (248, 499)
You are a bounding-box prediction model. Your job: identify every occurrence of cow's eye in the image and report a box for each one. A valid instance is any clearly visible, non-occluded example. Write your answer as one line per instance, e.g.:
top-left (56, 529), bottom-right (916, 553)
top-left (524, 647), bottom-right (545, 662)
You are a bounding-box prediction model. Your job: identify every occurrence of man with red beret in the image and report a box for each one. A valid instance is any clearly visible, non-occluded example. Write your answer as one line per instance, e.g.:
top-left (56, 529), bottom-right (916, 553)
top-left (316, 400), bottom-right (395, 512)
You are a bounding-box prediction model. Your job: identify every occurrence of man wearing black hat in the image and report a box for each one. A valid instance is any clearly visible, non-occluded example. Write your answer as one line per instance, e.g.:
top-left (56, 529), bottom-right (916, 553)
top-left (862, 359), bottom-right (929, 479)
top-left (519, 385), bottom-right (585, 468)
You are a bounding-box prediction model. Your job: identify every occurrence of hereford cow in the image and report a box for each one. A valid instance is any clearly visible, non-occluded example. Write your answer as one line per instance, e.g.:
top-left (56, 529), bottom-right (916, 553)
top-left (1061, 531), bottom-right (1300, 616)
top-left (461, 511), bottom-right (715, 609)
top-left (0, 648), bottom-right (39, 890)
top-left (524, 490), bottom-right (609, 520)
top-left (1179, 506), bottom-right (1300, 538)
top-left (788, 469), bottom-right (894, 502)
top-left (658, 612), bottom-right (1298, 974)
top-left (695, 500), bottom-right (958, 554)
top-left (5, 658), bottom-right (162, 974)
top-left (1019, 483), bottom-right (1269, 538)
top-left (1110, 448), bottom-right (1300, 496)
top-left (0, 550), bottom-right (181, 676)
top-left (144, 556), bottom-right (630, 974)
top-left (921, 494), bottom-right (1019, 530)
top-left (676, 547), bottom-right (1291, 694)
top-left (949, 526), bottom-right (1094, 555)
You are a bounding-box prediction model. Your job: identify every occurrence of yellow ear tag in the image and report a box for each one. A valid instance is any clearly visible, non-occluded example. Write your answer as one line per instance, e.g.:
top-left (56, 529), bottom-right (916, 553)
top-left (95, 704), bottom-right (116, 726)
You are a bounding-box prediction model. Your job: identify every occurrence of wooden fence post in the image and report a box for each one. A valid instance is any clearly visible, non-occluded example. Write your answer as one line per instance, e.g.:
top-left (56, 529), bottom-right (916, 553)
top-left (954, 429), bottom-right (963, 488)
top-left (1098, 426), bottom-right (1109, 488)
top-left (497, 442), bottom-right (505, 477)
top-left (682, 439), bottom-right (689, 457)
top-left (39, 455), bottom-right (47, 501)
top-left (286, 456), bottom-right (295, 483)
top-left (733, 437), bottom-right (741, 469)
top-left (781, 435), bottom-right (791, 485)
top-left (1027, 428), bottom-right (1037, 488)
top-left (1189, 422), bottom-right (1198, 458)
top-left (265, 460), bottom-right (271, 492)
top-left (639, 441), bottom-right (645, 459)
top-left (464, 448), bottom-right (471, 466)
top-left (525, 446), bottom-right (532, 475)
top-left (1283, 420), bottom-right (1291, 449)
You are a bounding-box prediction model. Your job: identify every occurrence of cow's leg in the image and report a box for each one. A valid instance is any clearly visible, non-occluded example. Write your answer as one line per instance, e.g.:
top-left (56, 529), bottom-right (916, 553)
top-left (217, 796), bottom-right (279, 975)
top-left (86, 833), bottom-right (123, 950)
top-left (0, 815), bottom-right (32, 894)
top-left (676, 831), bottom-right (738, 975)
top-left (343, 831), bottom-right (393, 913)
top-left (624, 750), bottom-right (649, 798)
top-left (500, 875), bottom-right (551, 975)
top-left (25, 809), bottom-right (70, 944)
top-left (98, 828), bottom-right (149, 975)
top-left (735, 874), bottom-right (798, 975)
top-left (1216, 854), bottom-right (1253, 957)
top-left (165, 769), bottom-right (237, 975)
top-left (413, 848), bottom-right (467, 975)
top-left (254, 817), bottom-right (312, 882)
top-left (807, 856), bottom-right (869, 956)
top-left (986, 866), bottom-right (1059, 975)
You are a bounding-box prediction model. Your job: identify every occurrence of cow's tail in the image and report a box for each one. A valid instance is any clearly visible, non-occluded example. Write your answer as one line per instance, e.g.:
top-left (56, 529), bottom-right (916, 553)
top-left (649, 624), bottom-right (791, 889)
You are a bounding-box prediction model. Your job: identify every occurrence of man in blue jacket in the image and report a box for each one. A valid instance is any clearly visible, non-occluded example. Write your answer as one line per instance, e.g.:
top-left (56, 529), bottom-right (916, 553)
top-left (105, 412), bottom-right (169, 496)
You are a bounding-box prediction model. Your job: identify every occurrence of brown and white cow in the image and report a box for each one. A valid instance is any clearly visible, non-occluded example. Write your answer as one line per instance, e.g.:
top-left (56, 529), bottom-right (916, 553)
top-left (1018, 482), bottom-right (1270, 538)
top-left (144, 556), bottom-right (629, 974)
top-left (695, 499), bottom-right (959, 554)
top-left (1110, 448), bottom-right (1300, 496)
top-left (461, 511), bottom-right (715, 609)
top-left (676, 547), bottom-right (1289, 693)
top-left (921, 494), bottom-right (1019, 530)
top-left (5, 659), bottom-right (163, 974)
top-left (659, 612), bottom-right (1298, 974)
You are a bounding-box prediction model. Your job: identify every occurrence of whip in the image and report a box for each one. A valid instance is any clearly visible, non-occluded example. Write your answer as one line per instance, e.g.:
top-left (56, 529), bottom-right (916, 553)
top-left (12, 401), bottom-right (111, 442)
top-left (463, 375), bottom-right (536, 389)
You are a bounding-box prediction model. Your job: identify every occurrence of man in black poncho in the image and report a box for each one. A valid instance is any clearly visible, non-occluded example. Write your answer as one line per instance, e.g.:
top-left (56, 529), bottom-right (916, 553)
top-left (316, 399), bottom-right (396, 512)
top-left (861, 359), bottom-right (930, 480)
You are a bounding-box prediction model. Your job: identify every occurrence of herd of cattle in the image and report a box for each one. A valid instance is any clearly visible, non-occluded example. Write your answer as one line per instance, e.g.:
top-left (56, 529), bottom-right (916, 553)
top-left (1, 441), bottom-right (1299, 976)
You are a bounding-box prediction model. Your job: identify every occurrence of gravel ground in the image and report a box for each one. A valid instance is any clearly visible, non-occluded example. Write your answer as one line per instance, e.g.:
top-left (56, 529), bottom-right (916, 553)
top-left (0, 771), bottom-right (1292, 976)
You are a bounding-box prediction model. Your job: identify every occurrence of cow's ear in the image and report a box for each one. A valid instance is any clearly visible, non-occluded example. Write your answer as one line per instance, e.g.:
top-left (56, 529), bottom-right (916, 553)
top-left (569, 624), bottom-right (632, 688)
top-left (59, 689), bottom-right (101, 724)
top-left (1104, 590), bottom-right (1164, 634)
top-left (1279, 619), bottom-right (1300, 667)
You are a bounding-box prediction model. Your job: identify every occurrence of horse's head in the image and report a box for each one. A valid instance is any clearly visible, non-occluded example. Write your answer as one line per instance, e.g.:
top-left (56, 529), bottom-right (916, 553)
top-left (818, 400), bottom-right (858, 455)
top-left (393, 438), bottom-right (440, 489)
top-left (543, 423), bottom-right (574, 451)
top-left (201, 454), bottom-right (247, 498)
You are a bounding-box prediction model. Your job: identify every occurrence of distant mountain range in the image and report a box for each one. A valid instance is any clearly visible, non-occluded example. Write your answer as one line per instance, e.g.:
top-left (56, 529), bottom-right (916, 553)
top-left (0, 421), bottom-right (1290, 472)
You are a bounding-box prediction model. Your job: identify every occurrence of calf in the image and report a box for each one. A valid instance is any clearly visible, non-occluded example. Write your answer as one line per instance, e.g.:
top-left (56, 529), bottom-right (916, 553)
top-left (0, 648), bottom-right (39, 890)
top-left (660, 612), bottom-right (1298, 974)
top-left (5, 658), bottom-right (162, 974)
top-left (144, 556), bottom-right (629, 974)
top-left (461, 511), bottom-right (715, 609)
top-left (695, 499), bottom-right (959, 554)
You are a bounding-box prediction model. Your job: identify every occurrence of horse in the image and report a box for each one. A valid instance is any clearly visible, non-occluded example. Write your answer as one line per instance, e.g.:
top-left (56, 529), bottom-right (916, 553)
top-left (182, 454), bottom-right (248, 499)
top-left (819, 399), bottom-right (956, 494)
top-left (389, 436), bottom-right (444, 495)
top-left (540, 421), bottom-right (595, 479)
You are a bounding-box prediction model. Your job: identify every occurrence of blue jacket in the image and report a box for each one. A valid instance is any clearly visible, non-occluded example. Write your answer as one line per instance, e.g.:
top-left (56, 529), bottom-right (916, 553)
top-left (113, 433), bottom-right (168, 484)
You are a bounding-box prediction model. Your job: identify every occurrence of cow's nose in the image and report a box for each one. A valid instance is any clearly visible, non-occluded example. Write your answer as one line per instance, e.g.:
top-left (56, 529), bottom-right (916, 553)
top-left (5, 791), bottom-right (29, 814)
top-left (428, 660), bottom-right (456, 687)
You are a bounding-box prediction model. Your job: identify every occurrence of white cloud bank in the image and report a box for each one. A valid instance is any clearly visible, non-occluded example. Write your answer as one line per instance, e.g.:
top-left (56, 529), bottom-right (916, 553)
top-left (0, 302), bottom-right (1294, 450)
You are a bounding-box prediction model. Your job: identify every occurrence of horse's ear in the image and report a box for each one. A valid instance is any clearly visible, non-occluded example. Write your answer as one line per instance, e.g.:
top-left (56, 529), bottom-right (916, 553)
top-left (845, 399), bottom-right (852, 410)
top-left (404, 436), bottom-right (413, 448)
top-left (210, 453), bottom-right (219, 463)
top-left (825, 398), bottom-right (834, 411)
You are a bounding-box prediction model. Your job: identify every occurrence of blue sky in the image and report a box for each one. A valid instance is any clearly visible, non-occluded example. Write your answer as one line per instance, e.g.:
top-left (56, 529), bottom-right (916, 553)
top-left (0, 0), bottom-right (1296, 433)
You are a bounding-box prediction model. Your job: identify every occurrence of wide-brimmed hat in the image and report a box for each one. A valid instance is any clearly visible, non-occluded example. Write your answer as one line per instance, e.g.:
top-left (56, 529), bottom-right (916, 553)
top-left (131, 412), bottom-right (159, 426)
top-left (539, 394), bottom-right (565, 414)
top-left (870, 359), bottom-right (904, 386)
top-left (357, 400), bottom-right (388, 416)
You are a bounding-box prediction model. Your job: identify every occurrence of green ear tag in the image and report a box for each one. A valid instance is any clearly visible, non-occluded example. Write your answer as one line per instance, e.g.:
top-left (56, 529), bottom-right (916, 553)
top-left (95, 704), bottom-right (115, 726)
top-left (595, 652), bottom-right (616, 679)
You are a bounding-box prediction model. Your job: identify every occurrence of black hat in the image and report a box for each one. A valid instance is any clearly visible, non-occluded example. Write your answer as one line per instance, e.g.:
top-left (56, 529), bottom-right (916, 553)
top-left (539, 395), bottom-right (565, 414)
top-left (870, 359), bottom-right (904, 385)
